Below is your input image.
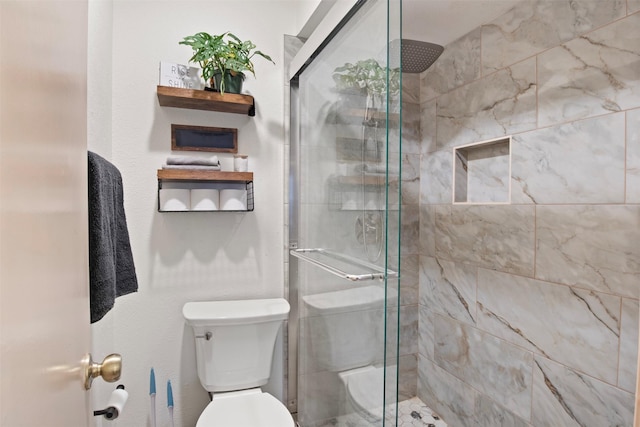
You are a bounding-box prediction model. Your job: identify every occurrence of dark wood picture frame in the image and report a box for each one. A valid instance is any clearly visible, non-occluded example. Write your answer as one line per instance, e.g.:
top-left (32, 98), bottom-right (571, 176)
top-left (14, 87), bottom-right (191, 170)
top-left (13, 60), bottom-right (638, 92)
top-left (171, 124), bottom-right (238, 153)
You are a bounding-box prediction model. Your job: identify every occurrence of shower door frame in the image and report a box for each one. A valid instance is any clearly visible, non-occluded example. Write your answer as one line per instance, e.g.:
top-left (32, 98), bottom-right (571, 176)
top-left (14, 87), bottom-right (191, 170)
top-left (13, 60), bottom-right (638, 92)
top-left (286, 0), bottom-right (366, 414)
top-left (287, 79), bottom-right (300, 413)
top-left (285, 0), bottom-right (402, 421)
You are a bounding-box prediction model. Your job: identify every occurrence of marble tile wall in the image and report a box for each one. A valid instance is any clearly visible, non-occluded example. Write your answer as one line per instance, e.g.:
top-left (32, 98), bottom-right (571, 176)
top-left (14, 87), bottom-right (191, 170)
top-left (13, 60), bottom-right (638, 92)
top-left (434, 315), bottom-right (534, 419)
top-left (536, 205), bottom-right (640, 298)
top-left (436, 58), bottom-right (537, 149)
top-left (628, 108), bottom-right (640, 202)
top-left (419, 257), bottom-right (477, 325)
top-left (477, 269), bottom-right (621, 384)
top-left (420, 149), bottom-right (452, 204)
top-left (420, 28), bottom-right (481, 102)
top-left (511, 113), bottom-right (626, 204)
top-left (420, 100), bottom-right (437, 154)
top-left (434, 205), bottom-right (535, 276)
top-left (481, 0), bottom-right (626, 75)
top-left (474, 395), bottom-right (530, 427)
top-left (532, 357), bottom-right (634, 427)
top-left (417, 356), bottom-right (477, 427)
top-left (537, 12), bottom-right (640, 127)
top-left (620, 298), bottom-right (640, 392)
top-left (416, 1), bottom-right (640, 426)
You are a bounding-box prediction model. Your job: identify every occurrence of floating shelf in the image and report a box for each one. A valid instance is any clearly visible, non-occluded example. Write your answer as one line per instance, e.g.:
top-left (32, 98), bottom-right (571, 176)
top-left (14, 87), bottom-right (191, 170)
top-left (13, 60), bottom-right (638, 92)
top-left (156, 86), bottom-right (255, 116)
top-left (327, 174), bottom-right (398, 212)
top-left (337, 108), bottom-right (400, 127)
top-left (335, 137), bottom-right (382, 162)
top-left (157, 169), bottom-right (253, 182)
top-left (157, 169), bottom-right (254, 212)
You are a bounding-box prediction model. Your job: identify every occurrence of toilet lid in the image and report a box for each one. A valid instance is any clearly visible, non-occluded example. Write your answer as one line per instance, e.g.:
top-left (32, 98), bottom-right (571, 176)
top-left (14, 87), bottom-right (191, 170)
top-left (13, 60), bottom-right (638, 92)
top-left (196, 389), bottom-right (295, 427)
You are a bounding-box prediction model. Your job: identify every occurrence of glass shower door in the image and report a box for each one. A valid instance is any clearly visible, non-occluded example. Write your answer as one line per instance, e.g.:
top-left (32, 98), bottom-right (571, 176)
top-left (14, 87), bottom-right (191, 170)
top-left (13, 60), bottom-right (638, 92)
top-left (290, 0), bottom-right (402, 426)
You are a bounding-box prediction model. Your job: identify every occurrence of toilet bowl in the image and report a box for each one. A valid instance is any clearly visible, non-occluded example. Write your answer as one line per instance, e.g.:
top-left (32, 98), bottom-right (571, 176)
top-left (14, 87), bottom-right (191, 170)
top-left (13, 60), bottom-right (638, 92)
top-left (183, 298), bottom-right (295, 427)
top-left (339, 364), bottom-right (397, 423)
top-left (196, 389), bottom-right (294, 427)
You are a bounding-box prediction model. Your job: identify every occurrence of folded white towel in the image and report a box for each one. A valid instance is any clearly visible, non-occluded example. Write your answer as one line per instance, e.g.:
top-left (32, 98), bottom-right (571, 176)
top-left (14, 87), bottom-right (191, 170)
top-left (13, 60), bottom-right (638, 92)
top-left (354, 163), bottom-right (399, 175)
top-left (166, 155), bottom-right (220, 166)
top-left (162, 164), bottom-right (222, 170)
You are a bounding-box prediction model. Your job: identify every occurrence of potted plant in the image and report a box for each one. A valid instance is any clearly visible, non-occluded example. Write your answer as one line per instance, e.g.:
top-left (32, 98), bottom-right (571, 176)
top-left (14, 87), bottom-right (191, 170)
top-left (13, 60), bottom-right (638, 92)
top-left (333, 59), bottom-right (400, 116)
top-left (333, 59), bottom-right (400, 124)
top-left (333, 59), bottom-right (400, 96)
top-left (179, 31), bottom-right (274, 95)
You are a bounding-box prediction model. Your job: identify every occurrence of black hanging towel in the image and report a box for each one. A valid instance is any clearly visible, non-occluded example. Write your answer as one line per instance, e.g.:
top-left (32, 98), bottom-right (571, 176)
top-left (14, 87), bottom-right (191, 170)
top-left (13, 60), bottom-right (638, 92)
top-left (88, 151), bottom-right (138, 323)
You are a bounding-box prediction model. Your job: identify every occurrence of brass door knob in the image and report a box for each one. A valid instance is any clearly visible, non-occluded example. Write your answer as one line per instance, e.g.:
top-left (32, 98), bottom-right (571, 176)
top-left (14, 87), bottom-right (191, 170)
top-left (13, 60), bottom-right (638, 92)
top-left (82, 353), bottom-right (122, 390)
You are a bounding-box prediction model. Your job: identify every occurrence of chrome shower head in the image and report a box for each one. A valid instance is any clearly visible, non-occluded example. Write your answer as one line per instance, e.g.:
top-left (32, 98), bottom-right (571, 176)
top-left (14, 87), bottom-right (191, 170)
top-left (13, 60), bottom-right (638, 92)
top-left (389, 39), bottom-right (444, 73)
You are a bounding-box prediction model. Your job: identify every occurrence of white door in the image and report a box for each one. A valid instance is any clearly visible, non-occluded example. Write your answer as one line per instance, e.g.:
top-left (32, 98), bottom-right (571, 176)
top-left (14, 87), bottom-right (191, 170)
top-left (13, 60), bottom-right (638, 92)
top-left (0, 0), bottom-right (92, 425)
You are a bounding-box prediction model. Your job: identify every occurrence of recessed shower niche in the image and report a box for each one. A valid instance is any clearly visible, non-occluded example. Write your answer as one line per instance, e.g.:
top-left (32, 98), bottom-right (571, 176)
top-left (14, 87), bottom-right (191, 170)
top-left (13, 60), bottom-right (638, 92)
top-left (453, 137), bottom-right (511, 204)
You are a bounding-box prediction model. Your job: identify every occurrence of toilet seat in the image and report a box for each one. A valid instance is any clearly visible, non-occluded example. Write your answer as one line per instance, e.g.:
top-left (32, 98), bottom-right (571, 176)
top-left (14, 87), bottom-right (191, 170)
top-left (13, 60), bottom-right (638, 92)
top-left (346, 367), bottom-right (383, 422)
top-left (196, 388), bottom-right (295, 427)
top-left (343, 365), bottom-right (398, 422)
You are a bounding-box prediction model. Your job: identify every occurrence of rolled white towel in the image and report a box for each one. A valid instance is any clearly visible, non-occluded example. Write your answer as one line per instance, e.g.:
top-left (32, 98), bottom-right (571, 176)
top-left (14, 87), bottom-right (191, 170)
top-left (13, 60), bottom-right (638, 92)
top-left (166, 155), bottom-right (220, 166)
top-left (162, 164), bottom-right (221, 170)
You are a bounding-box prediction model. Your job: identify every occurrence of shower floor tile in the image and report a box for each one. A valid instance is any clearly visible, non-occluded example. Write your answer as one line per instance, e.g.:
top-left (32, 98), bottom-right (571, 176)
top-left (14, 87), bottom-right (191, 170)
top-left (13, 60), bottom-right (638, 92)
top-left (397, 397), bottom-right (447, 427)
top-left (311, 397), bottom-right (447, 427)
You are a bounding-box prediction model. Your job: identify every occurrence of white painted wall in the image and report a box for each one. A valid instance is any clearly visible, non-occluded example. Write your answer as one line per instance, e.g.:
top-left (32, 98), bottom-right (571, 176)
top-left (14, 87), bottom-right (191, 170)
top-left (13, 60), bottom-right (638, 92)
top-left (296, 0), bottom-right (327, 38)
top-left (297, 0), bottom-right (323, 29)
top-left (86, 1), bottom-right (300, 426)
top-left (87, 0), bottom-right (113, 160)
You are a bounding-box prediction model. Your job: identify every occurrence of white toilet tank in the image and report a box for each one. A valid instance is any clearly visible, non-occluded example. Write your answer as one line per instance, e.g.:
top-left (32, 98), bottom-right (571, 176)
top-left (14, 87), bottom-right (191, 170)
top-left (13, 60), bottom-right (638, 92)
top-left (183, 298), bottom-right (290, 392)
top-left (302, 285), bottom-right (386, 372)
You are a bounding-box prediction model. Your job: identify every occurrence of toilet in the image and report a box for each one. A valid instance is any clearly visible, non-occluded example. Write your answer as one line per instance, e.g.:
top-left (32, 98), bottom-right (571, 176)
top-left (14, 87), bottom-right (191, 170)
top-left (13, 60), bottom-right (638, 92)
top-left (302, 285), bottom-right (396, 423)
top-left (183, 298), bottom-right (295, 427)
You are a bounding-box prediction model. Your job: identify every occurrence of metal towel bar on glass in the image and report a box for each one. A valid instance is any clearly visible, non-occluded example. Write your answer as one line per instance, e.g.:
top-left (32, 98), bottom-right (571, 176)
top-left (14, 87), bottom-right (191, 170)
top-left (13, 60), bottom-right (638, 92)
top-left (290, 248), bottom-right (397, 281)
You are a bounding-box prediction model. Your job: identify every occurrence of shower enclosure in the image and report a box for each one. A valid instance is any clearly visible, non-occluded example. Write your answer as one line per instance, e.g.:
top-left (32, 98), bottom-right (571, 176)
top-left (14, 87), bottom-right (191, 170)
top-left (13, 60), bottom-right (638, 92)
top-left (288, 0), bottom-right (402, 425)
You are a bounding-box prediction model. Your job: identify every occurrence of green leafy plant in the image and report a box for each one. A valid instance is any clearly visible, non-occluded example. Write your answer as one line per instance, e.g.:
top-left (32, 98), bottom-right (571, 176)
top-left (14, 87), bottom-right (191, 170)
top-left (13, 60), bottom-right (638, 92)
top-left (179, 31), bottom-right (274, 94)
top-left (333, 59), bottom-right (400, 96)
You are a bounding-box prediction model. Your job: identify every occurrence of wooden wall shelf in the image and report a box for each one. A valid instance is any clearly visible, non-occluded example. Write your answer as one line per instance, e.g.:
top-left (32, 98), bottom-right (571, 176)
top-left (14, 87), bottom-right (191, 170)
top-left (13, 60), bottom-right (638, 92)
top-left (156, 86), bottom-right (255, 116)
top-left (157, 169), bottom-right (253, 182)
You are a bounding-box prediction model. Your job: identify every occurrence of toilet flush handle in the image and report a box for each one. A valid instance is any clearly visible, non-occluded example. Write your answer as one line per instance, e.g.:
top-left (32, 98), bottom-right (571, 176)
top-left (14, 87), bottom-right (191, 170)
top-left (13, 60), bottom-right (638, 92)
top-left (196, 332), bottom-right (212, 341)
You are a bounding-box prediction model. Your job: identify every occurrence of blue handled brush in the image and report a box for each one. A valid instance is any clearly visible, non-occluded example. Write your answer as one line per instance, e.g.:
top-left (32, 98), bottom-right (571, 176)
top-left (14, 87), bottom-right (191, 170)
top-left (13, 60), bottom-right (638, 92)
top-left (149, 368), bottom-right (156, 427)
top-left (167, 380), bottom-right (175, 427)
